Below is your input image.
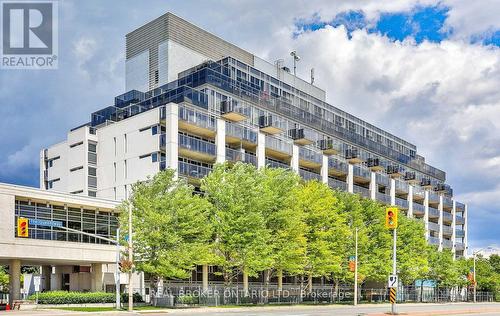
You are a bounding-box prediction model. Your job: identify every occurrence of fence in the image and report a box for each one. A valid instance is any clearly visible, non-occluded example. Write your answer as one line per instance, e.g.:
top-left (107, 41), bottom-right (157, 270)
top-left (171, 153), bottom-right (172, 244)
top-left (150, 284), bottom-right (494, 307)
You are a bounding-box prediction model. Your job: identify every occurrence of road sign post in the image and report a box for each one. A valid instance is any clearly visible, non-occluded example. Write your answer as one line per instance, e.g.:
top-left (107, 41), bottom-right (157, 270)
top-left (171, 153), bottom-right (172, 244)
top-left (385, 207), bottom-right (398, 315)
top-left (33, 275), bottom-right (41, 305)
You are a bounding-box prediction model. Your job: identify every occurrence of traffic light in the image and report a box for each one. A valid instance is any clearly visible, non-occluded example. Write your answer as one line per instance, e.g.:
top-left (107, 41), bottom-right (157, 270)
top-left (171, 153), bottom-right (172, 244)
top-left (348, 260), bottom-right (355, 272)
top-left (385, 207), bottom-right (398, 229)
top-left (17, 218), bottom-right (29, 237)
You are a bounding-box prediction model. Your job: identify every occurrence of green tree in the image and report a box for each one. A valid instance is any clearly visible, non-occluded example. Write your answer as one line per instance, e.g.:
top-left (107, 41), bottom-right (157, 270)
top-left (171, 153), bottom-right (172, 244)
top-left (0, 266), bottom-right (8, 292)
top-left (427, 246), bottom-right (461, 286)
top-left (201, 162), bottom-right (272, 289)
top-left (118, 169), bottom-right (214, 294)
top-left (297, 181), bottom-right (351, 291)
top-left (396, 216), bottom-right (429, 284)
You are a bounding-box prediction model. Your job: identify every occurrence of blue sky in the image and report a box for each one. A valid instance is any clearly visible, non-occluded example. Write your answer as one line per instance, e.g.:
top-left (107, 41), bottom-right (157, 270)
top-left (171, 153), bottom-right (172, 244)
top-left (0, 0), bottom-right (499, 252)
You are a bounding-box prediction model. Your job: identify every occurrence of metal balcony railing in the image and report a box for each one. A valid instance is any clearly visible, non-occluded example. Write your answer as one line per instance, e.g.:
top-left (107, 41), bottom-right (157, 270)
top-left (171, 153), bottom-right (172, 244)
top-left (299, 169), bottom-right (321, 182)
top-left (376, 192), bottom-right (391, 204)
top-left (178, 161), bottom-right (212, 179)
top-left (353, 165), bottom-right (370, 179)
top-left (225, 123), bottom-right (257, 143)
top-left (455, 243), bottom-right (465, 251)
top-left (226, 147), bottom-right (242, 162)
top-left (376, 173), bottom-right (389, 186)
top-left (299, 147), bottom-right (322, 164)
top-left (456, 201), bottom-right (465, 210)
top-left (265, 158), bottom-right (289, 169)
top-left (318, 138), bottom-right (341, 154)
top-left (178, 134), bottom-right (216, 156)
top-left (328, 157), bottom-right (348, 173)
top-left (266, 136), bottom-right (292, 155)
top-left (179, 105), bottom-right (216, 130)
top-left (443, 196), bottom-right (453, 208)
top-left (395, 197), bottom-right (409, 209)
top-left (428, 191), bottom-right (439, 203)
top-left (243, 153), bottom-right (257, 166)
top-left (328, 178), bottom-right (347, 191)
top-left (354, 185), bottom-right (370, 198)
top-left (456, 215), bottom-right (465, 225)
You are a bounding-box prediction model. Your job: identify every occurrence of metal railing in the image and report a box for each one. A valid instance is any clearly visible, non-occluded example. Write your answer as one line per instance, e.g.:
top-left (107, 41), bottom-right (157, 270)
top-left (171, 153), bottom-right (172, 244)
top-left (455, 229), bottom-right (465, 238)
top-left (178, 161), bottom-right (212, 179)
top-left (443, 212), bottom-right (453, 223)
top-left (456, 215), bottom-right (465, 225)
top-left (429, 207), bottom-right (439, 219)
top-left (428, 222), bottom-right (440, 232)
top-left (354, 185), bottom-right (370, 198)
top-left (299, 147), bottom-right (322, 164)
top-left (328, 156), bottom-right (348, 173)
top-left (179, 134), bottom-right (216, 156)
top-left (179, 105), bottom-right (216, 130)
top-left (442, 239), bottom-right (453, 249)
top-left (265, 158), bottom-right (289, 169)
top-left (428, 236), bottom-right (440, 245)
top-left (329, 178), bottom-right (347, 191)
top-left (395, 179), bottom-right (409, 193)
top-left (442, 225), bottom-right (453, 235)
top-left (376, 173), bottom-right (389, 186)
top-left (266, 136), bottom-right (292, 155)
top-left (376, 192), bottom-right (391, 204)
top-left (395, 197), bottom-right (409, 209)
top-left (353, 165), bottom-right (370, 179)
top-left (225, 122), bottom-right (257, 143)
top-left (299, 169), bottom-right (321, 181)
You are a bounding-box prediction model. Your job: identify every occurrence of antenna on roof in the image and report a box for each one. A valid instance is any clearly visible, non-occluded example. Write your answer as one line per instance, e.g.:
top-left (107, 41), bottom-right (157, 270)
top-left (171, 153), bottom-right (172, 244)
top-left (290, 51), bottom-right (300, 76)
top-left (310, 68), bottom-right (315, 85)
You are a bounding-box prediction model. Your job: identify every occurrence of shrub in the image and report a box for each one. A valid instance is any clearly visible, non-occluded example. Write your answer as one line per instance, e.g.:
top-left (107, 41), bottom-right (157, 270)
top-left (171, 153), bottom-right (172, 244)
top-left (121, 292), bottom-right (144, 303)
top-left (176, 294), bottom-right (198, 305)
top-left (28, 291), bottom-right (115, 304)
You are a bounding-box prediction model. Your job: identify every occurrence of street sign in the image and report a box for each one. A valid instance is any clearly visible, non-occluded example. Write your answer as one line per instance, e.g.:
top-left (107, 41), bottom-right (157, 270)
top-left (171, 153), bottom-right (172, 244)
top-left (388, 274), bottom-right (398, 288)
top-left (389, 287), bottom-right (396, 304)
top-left (29, 218), bottom-right (63, 227)
top-left (33, 275), bottom-right (41, 292)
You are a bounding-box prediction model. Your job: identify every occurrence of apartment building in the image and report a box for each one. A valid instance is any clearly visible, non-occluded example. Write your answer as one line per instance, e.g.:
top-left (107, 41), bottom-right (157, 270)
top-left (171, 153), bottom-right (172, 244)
top-left (40, 12), bottom-right (467, 258)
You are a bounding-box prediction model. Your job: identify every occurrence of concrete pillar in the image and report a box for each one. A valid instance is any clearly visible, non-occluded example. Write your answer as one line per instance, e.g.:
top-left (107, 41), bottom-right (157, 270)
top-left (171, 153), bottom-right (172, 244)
top-left (42, 265), bottom-right (52, 291)
top-left (390, 178), bottom-right (396, 206)
top-left (370, 171), bottom-right (377, 200)
top-left (347, 163), bottom-right (354, 193)
top-left (438, 194), bottom-right (444, 251)
top-left (407, 185), bottom-right (414, 218)
top-left (202, 265), bottom-right (209, 292)
top-left (91, 263), bottom-right (103, 292)
top-left (9, 259), bottom-right (21, 305)
top-left (216, 119), bottom-right (226, 163)
top-left (291, 144), bottom-right (299, 173)
top-left (424, 190), bottom-right (429, 241)
top-left (165, 103), bottom-right (179, 178)
top-left (257, 132), bottom-right (266, 168)
top-left (321, 155), bottom-right (328, 185)
top-left (239, 147), bottom-right (246, 163)
top-left (464, 204), bottom-right (468, 257)
top-left (451, 200), bottom-right (457, 259)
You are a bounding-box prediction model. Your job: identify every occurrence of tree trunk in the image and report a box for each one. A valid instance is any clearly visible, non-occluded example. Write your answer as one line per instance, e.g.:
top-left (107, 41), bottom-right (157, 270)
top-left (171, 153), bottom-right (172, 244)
top-left (202, 264), bottom-right (209, 292)
top-left (308, 273), bottom-right (313, 294)
top-left (243, 270), bottom-right (249, 296)
top-left (277, 269), bottom-right (283, 291)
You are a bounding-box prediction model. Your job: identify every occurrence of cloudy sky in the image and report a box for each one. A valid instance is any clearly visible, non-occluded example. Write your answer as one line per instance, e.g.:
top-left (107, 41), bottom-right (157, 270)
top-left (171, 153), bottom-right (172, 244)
top-left (1, 0), bottom-right (499, 252)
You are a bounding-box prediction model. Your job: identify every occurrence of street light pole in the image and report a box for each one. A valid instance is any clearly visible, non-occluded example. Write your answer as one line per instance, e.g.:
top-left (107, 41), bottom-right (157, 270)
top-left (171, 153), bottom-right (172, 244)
top-left (391, 228), bottom-right (397, 315)
top-left (473, 252), bottom-right (477, 303)
top-left (354, 227), bottom-right (358, 306)
top-left (115, 228), bottom-right (120, 310)
top-left (128, 203), bottom-right (133, 312)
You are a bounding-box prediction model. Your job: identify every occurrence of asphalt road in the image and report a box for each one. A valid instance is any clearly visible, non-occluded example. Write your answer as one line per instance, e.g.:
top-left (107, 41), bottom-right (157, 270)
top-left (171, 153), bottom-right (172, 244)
top-left (7, 302), bottom-right (500, 316)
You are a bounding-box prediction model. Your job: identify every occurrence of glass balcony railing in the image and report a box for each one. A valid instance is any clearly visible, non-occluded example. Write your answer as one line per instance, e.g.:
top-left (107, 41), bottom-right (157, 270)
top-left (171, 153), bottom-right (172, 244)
top-left (456, 215), bottom-right (465, 225)
top-left (266, 136), bottom-right (292, 155)
top-left (428, 191), bottom-right (439, 203)
top-left (455, 243), bottom-right (465, 251)
top-left (328, 156), bottom-right (348, 173)
top-left (265, 158), bottom-right (289, 169)
top-left (413, 185), bottom-right (425, 199)
top-left (179, 105), bottom-right (216, 130)
top-left (413, 202), bottom-right (425, 215)
top-left (243, 153), bottom-right (257, 166)
top-left (354, 185), bottom-right (370, 198)
top-left (442, 225), bottom-right (452, 235)
top-left (428, 222), bottom-right (439, 232)
top-left (226, 147), bottom-right (242, 162)
top-left (179, 134), bottom-right (216, 156)
top-left (429, 236), bottom-right (440, 246)
top-left (376, 173), bottom-right (389, 186)
top-left (329, 178), bottom-right (347, 191)
top-left (299, 169), bottom-right (321, 182)
top-left (455, 229), bottom-right (465, 238)
top-left (225, 122), bottom-right (257, 144)
top-left (353, 165), bottom-right (370, 179)
top-left (442, 239), bottom-right (453, 249)
top-left (299, 147), bottom-right (322, 164)
top-left (395, 179), bottom-right (409, 193)
top-left (395, 197), bottom-right (409, 209)
top-left (429, 207), bottom-right (439, 218)
top-left (443, 212), bottom-right (453, 222)
top-left (456, 201), bottom-right (465, 210)
top-left (443, 196), bottom-right (453, 208)
top-left (178, 161), bottom-right (212, 179)
top-left (376, 192), bottom-right (391, 204)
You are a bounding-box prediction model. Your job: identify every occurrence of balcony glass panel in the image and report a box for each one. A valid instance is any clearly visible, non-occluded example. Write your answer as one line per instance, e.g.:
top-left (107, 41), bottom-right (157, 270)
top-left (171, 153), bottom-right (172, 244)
top-left (442, 239), bottom-right (453, 249)
top-left (443, 212), bottom-right (453, 222)
top-left (299, 169), bottom-right (321, 181)
top-left (428, 191), bottom-right (439, 202)
top-left (413, 202), bottom-right (424, 215)
top-left (456, 215), bottom-right (465, 224)
top-left (456, 201), bottom-right (465, 210)
top-left (299, 147), bottom-right (322, 164)
top-left (354, 185), bottom-right (370, 198)
top-left (455, 229), bottom-right (465, 238)
top-left (395, 197), bottom-right (408, 209)
top-left (266, 136), bottom-right (292, 155)
top-left (225, 122), bottom-right (257, 143)
top-left (329, 178), bottom-right (347, 191)
top-left (455, 243), bottom-right (465, 251)
top-left (178, 161), bottom-right (212, 179)
top-left (395, 179), bottom-right (408, 193)
top-left (226, 147), bottom-right (242, 162)
top-left (376, 173), bottom-right (389, 186)
top-left (244, 153), bottom-right (257, 166)
top-left (353, 165), bottom-right (370, 179)
top-left (178, 134), bottom-right (216, 155)
top-left (328, 157), bottom-right (348, 173)
top-left (428, 222), bottom-right (439, 232)
top-left (443, 225), bottom-right (452, 235)
top-left (428, 236), bottom-right (440, 245)
top-left (443, 196), bottom-right (453, 207)
top-left (429, 207), bottom-right (439, 218)
top-left (179, 105), bottom-right (216, 130)
top-left (265, 158), bottom-right (289, 169)
top-left (376, 192), bottom-right (391, 204)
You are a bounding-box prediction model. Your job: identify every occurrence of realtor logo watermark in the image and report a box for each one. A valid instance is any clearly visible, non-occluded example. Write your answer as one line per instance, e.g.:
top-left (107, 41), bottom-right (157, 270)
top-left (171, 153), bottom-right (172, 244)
top-left (1, 0), bottom-right (58, 69)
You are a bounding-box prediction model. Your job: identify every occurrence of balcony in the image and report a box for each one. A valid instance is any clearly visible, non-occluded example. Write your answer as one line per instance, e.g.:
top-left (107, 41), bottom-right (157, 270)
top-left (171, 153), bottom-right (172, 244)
top-left (443, 196), bottom-right (453, 210)
top-left (225, 148), bottom-right (257, 166)
top-left (225, 123), bottom-right (257, 148)
top-left (434, 183), bottom-right (450, 194)
top-left (220, 100), bottom-right (247, 122)
top-left (376, 173), bottom-right (389, 186)
top-left (178, 134), bottom-right (216, 162)
top-left (345, 148), bottom-right (363, 164)
top-left (299, 147), bottom-right (322, 169)
top-left (354, 185), bottom-right (370, 198)
top-left (289, 128), bottom-right (314, 146)
top-left (259, 115), bottom-right (283, 135)
top-left (367, 158), bottom-right (383, 172)
top-left (179, 106), bottom-right (216, 138)
top-left (443, 212), bottom-right (453, 224)
top-left (266, 158), bottom-right (289, 169)
top-left (455, 243), bottom-right (465, 251)
top-left (428, 191), bottom-right (439, 204)
top-left (443, 225), bottom-right (453, 236)
top-left (420, 178), bottom-right (433, 189)
top-left (395, 179), bottom-right (409, 194)
top-left (266, 136), bottom-right (292, 160)
top-left (395, 197), bottom-right (409, 209)
top-left (318, 138), bottom-right (340, 155)
top-left (456, 201), bottom-right (465, 211)
top-left (328, 156), bottom-right (348, 176)
top-left (413, 202), bottom-right (425, 216)
top-left (429, 207), bottom-right (439, 219)
top-left (353, 165), bottom-right (370, 184)
top-left (299, 169), bottom-right (321, 182)
top-left (442, 239), bottom-right (453, 249)
top-left (404, 171), bottom-right (418, 184)
top-left (429, 236), bottom-right (440, 246)
top-left (456, 229), bottom-right (465, 238)
top-left (456, 215), bottom-right (465, 225)
top-left (376, 192), bottom-right (391, 204)
top-left (428, 222), bottom-right (439, 232)
top-left (329, 178), bottom-right (347, 191)
top-left (178, 161), bottom-right (212, 180)
top-left (386, 165), bottom-right (404, 178)
top-left (413, 186), bottom-right (425, 201)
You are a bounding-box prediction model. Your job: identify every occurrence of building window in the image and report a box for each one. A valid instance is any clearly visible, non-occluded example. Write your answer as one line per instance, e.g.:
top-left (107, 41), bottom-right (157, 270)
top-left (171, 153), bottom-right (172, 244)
top-left (124, 134), bottom-right (128, 153)
top-left (152, 152), bottom-right (158, 162)
top-left (151, 125), bottom-right (158, 135)
top-left (114, 162), bottom-right (117, 181)
top-left (88, 142), bottom-right (97, 165)
top-left (124, 160), bottom-right (128, 179)
top-left (114, 137), bottom-right (117, 156)
top-left (88, 191), bottom-right (97, 197)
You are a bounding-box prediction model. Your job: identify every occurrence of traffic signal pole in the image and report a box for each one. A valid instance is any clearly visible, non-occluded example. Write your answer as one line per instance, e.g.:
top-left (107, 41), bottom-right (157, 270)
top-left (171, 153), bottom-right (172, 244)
top-left (392, 228), bottom-right (397, 315)
top-left (354, 227), bottom-right (358, 306)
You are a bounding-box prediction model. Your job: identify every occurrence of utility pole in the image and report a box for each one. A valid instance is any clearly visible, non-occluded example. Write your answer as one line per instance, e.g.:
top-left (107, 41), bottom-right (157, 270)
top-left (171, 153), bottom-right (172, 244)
top-left (354, 227), bottom-right (358, 306)
top-left (385, 207), bottom-right (398, 315)
top-left (128, 203), bottom-right (133, 312)
top-left (115, 228), bottom-right (120, 310)
top-left (392, 228), bottom-right (397, 315)
top-left (473, 252), bottom-right (477, 303)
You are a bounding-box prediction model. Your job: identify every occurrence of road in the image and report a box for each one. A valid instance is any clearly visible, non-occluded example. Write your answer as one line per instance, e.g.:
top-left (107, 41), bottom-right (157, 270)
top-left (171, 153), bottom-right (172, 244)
top-left (5, 303), bottom-right (500, 316)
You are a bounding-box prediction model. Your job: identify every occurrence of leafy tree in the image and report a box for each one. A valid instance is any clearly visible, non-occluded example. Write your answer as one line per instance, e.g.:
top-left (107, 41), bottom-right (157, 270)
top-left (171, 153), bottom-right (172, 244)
top-left (0, 266), bottom-right (8, 292)
top-left (201, 162), bottom-right (272, 288)
top-left (118, 169), bottom-right (214, 295)
top-left (396, 216), bottom-right (429, 284)
top-left (296, 181), bottom-right (351, 290)
top-left (427, 245), bottom-right (461, 286)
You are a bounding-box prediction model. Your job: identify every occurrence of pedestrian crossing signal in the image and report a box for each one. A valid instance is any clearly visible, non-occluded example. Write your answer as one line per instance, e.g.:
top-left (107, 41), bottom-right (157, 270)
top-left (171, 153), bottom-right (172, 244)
top-left (17, 218), bottom-right (29, 237)
top-left (385, 207), bottom-right (398, 229)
